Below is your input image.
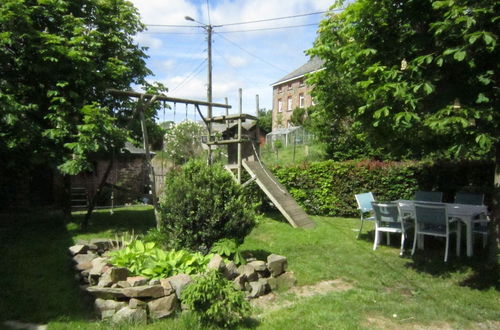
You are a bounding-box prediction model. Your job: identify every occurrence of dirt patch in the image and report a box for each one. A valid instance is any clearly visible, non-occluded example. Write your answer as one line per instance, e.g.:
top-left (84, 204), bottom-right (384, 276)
top-left (363, 316), bottom-right (500, 330)
top-left (251, 278), bottom-right (353, 315)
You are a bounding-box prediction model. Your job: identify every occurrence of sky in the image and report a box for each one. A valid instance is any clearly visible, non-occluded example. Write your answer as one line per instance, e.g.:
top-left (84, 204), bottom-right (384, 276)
top-left (129, 0), bottom-right (335, 123)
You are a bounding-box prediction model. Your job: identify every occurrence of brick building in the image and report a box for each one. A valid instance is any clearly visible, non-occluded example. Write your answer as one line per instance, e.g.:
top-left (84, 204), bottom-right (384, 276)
top-left (270, 57), bottom-right (324, 131)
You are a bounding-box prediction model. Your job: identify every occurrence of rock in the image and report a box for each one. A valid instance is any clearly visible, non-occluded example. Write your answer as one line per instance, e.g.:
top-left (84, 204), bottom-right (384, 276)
top-left (3, 320), bottom-right (47, 330)
top-left (97, 272), bottom-right (113, 288)
top-left (233, 274), bottom-right (247, 291)
top-left (109, 267), bottom-right (129, 282)
top-left (248, 260), bottom-right (267, 272)
top-left (73, 252), bottom-right (97, 265)
top-left (274, 272), bottom-right (297, 290)
top-left (166, 274), bottom-right (192, 299)
top-left (223, 261), bottom-right (239, 280)
top-left (149, 279), bottom-right (160, 286)
top-left (122, 285), bottom-right (165, 298)
top-left (127, 276), bottom-right (148, 287)
top-left (237, 264), bottom-right (258, 282)
top-left (117, 281), bottom-right (131, 288)
top-left (129, 298), bottom-right (146, 309)
top-left (94, 298), bottom-right (127, 320)
top-left (160, 278), bottom-right (175, 296)
top-left (85, 286), bottom-right (126, 299)
top-left (267, 254), bottom-right (288, 277)
top-left (147, 295), bottom-right (178, 319)
top-left (90, 238), bottom-right (113, 251)
top-left (75, 261), bottom-right (92, 271)
top-left (248, 278), bottom-right (269, 298)
top-left (111, 306), bottom-right (147, 324)
top-left (207, 254), bottom-right (226, 272)
top-left (69, 244), bottom-right (88, 255)
top-left (89, 257), bottom-right (110, 276)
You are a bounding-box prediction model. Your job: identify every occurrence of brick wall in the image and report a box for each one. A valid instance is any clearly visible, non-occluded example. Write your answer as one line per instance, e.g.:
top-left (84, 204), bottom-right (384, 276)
top-left (272, 77), bottom-right (314, 131)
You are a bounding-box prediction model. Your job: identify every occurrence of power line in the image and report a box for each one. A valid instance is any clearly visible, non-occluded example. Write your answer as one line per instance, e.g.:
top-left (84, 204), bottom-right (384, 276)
top-left (218, 23), bottom-right (320, 34)
top-left (170, 59), bottom-right (207, 93)
top-left (222, 10), bottom-right (328, 26)
top-left (214, 32), bottom-right (287, 73)
top-left (206, 0), bottom-right (211, 25)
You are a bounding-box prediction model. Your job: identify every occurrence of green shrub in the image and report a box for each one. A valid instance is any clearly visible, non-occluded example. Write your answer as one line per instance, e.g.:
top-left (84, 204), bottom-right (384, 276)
top-left (109, 240), bottom-right (211, 279)
top-left (210, 238), bottom-right (246, 266)
top-left (271, 159), bottom-right (494, 217)
top-left (182, 270), bottom-right (251, 328)
top-left (159, 160), bottom-right (256, 252)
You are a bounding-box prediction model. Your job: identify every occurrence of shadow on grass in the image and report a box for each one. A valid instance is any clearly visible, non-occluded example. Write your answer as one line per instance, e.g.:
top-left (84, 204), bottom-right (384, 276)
top-left (69, 206), bottom-right (156, 237)
top-left (0, 210), bottom-right (94, 324)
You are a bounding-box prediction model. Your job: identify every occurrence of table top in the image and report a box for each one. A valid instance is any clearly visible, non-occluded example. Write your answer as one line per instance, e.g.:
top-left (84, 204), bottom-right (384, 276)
top-left (395, 200), bottom-right (487, 218)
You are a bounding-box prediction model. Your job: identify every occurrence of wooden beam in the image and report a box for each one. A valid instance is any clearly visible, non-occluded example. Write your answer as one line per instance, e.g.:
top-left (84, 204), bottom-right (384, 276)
top-left (106, 89), bottom-right (231, 109)
top-left (206, 113), bottom-right (257, 122)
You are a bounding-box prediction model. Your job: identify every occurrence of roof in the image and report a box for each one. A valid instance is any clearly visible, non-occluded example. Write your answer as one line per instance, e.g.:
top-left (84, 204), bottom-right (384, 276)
top-left (271, 57), bottom-right (324, 86)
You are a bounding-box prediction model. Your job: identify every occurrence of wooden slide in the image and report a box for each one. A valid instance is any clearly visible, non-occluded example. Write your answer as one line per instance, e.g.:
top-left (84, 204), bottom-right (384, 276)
top-left (243, 160), bottom-right (315, 229)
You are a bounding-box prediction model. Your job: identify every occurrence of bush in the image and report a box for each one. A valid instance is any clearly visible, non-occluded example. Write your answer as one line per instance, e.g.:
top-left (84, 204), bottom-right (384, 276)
top-left (181, 270), bottom-right (251, 328)
top-left (271, 159), bottom-right (494, 217)
top-left (159, 160), bottom-right (256, 252)
top-left (109, 240), bottom-right (211, 279)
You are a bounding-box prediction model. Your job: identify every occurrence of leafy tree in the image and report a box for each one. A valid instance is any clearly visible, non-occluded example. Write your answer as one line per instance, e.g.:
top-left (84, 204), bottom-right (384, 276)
top-left (163, 120), bottom-right (206, 165)
top-left (257, 108), bottom-right (273, 132)
top-left (0, 0), bottom-right (153, 212)
top-left (308, 0), bottom-right (499, 248)
top-left (308, 0), bottom-right (498, 161)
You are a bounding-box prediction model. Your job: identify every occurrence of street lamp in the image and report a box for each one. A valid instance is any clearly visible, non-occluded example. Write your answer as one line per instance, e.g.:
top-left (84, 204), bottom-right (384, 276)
top-left (185, 15), bottom-right (218, 164)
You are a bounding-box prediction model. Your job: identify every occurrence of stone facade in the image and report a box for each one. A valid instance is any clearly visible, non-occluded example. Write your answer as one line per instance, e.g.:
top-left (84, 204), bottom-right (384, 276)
top-left (271, 57), bottom-right (324, 131)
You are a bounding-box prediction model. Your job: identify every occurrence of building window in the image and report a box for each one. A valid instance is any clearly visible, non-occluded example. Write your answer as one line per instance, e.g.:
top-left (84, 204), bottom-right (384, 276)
top-left (299, 93), bottom-right (305, 108)
top-left (299, 79), bottom-right (305, 87)
top-left (288, 83), bottom-right (292, 90)
top-left (287, 96), bottom-right (293, 111)
top-left (278, 85), bottom-right (283, 93)
top-left (278, 99), bottom-right (283, 112)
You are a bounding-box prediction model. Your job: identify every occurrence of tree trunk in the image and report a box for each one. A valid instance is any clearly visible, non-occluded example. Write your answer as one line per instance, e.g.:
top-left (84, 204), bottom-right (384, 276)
top-left (81, 158), bottom-right (114, 229)
top-left (488, 142), bottom-right (500, 262)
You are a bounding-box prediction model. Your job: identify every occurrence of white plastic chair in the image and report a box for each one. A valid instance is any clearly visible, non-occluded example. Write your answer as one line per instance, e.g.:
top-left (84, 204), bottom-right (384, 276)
top-left (412, 203), bottom-right (461, 262)
top-left (355, 192), bottom-right (375, 239)
top-left (372, 202), bottom-right (413, 255)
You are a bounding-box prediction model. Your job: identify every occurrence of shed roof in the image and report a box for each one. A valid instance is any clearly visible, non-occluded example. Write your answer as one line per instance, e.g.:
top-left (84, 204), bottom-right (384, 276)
top-left (271, 57), bottom-right (324, 86)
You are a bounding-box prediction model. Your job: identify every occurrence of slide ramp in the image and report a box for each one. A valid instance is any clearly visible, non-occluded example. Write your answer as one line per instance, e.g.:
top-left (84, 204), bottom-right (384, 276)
top-left (243, 160), bottom-right (315, 229)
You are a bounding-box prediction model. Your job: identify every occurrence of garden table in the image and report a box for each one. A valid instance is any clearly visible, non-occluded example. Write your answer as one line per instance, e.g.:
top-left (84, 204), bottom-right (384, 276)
top-left (395, 200), bottom-right (488, 257)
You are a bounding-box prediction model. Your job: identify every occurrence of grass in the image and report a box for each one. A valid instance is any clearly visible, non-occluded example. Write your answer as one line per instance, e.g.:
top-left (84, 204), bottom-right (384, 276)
top-left (1, 206), bottom-right (499, 329)
top-left (261, 143), bottom-right (326, 166)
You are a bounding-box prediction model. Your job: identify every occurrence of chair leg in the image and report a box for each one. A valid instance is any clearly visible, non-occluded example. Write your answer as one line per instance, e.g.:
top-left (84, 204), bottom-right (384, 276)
top-left (373, 230), bottom-right (379, 251)
top-left (387, 232), bottom-right (391, 245)
top-left (358, 219), bottom-right (364, 239)
top-left (456, 227), bottom-right (461, 257)
top-left (445, 235), bottom-right (449, 262)
top-left (412, 227), bottom-right (418, 256)
top-left (482, 233), bottom-right (487, 249)
top-left (400, 233), bottom-right (405, 256)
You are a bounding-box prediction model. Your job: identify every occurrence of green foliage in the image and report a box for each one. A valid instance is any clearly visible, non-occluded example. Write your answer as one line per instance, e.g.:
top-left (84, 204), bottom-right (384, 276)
top-left (163, 121), bottom-right (206, 165)
top-left (271, 159), bottom-right (494, 217)
top-left (307, 0), bottom-right (499, 160)
top-left (181, 270), bottom-right (252, 328)
top-left (257, 108), bottom-right (273, 132)
top-left (159, 160), bottom-right (256, 252)
top-left (109, 240), bottom-right (211, 279)
top-left (210, 238), bottom-right (246, 266)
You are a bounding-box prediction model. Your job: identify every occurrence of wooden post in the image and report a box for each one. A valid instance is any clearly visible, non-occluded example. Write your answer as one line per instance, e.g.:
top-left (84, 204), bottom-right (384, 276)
top-left (256, 94), bottom-right (260, 159)
top-left (237, 88), bottom-right (242, 184)
top-left (138, 95), bottom-right (161, 229)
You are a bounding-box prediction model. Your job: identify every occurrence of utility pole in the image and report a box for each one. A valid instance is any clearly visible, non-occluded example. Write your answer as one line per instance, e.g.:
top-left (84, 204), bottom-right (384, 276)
top-left (185, 16), bottom-right (220, 165)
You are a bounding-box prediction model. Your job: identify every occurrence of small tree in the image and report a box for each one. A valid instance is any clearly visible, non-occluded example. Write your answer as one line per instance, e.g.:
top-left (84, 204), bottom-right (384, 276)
top-left (159, 160), bottom-right (256, 252)
top-left (163, 121), bottom-right (206, 165)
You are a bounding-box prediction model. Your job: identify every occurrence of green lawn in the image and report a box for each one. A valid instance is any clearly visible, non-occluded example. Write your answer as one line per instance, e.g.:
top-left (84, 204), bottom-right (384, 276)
top-left (1, 206), bottom-right (498, 329)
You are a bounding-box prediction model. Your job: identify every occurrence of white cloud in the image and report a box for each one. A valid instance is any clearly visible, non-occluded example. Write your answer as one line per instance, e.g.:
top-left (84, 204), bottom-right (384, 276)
top-left (226, 55), bottom-right (249, 68)
top-left (133, 33), bottom-right (162, 49)
top-left (130, 0), bottom-right (198, 26)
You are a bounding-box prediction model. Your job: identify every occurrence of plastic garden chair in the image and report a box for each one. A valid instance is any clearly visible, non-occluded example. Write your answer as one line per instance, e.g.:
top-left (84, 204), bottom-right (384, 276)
top-left (414, 191), bottom-right (443, 202)
top-left (412, 203), bottom-right (461, 262)
top-left (355, 192), bottom-right (375, 239)
top-left (371, 202), bottom-right (413, 255)
top-left (455, 192), bottom-right (488, 248)
top-left (454, 192), bottom-right (484, 205)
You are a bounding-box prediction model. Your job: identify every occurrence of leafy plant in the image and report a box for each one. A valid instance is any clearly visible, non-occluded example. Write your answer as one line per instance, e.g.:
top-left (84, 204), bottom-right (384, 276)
top-left (210, 238), bottom-right (246, 266)
top-left (182, 270), bottom-right (251, 328)
top-left (159, 160), bottom-right (256, 252)
top-left (109, 240), bottom-right (211, 279)
top-left (108, 230), bottom-right (137, 251)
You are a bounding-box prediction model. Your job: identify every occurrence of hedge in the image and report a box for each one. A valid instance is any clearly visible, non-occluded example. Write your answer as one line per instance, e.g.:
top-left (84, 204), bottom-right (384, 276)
top-left (270, 160), bottom-right (494, 217)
